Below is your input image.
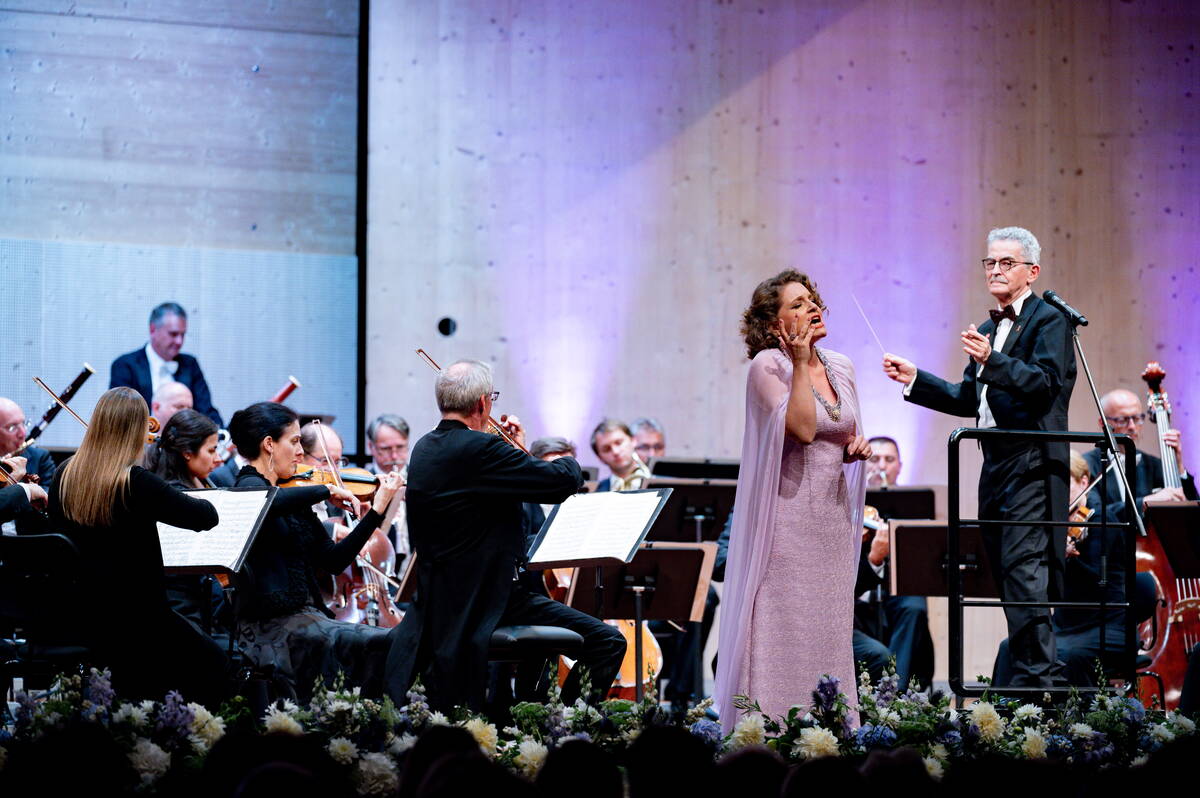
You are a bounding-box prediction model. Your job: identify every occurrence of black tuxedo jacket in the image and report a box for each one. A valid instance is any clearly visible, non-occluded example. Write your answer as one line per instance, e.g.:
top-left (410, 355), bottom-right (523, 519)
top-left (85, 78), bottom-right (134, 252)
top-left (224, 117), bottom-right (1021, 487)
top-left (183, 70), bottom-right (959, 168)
top-left (906, 292), bottom-right (1076, 592)
top-left (110, 348), bottom-right (223, 427)
top-left (1082, 447), bottom-right (1198, 518)
top-left (385, 419), bottom-right (582, 710)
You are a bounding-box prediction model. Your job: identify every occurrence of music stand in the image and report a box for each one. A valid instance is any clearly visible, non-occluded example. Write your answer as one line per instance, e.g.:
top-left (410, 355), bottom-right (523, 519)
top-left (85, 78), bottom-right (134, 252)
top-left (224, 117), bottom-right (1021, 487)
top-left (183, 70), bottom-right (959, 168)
top-left (1145, 502), bottom-right (1200, 577)
top-left (867, 486), bottom-right (937, 520)
top-left (565, 542), bottom-right (716, 702)
top-left (648, 457), bottom-right (740, 481)
top-left (889, 520), bottom-right (1000, 598)
top-left (644, 477), bottom-right (736, 542)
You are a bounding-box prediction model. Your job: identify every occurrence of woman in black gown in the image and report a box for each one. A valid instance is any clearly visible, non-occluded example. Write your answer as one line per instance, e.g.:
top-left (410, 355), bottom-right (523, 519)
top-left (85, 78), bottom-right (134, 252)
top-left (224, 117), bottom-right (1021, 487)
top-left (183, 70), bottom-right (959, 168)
top-left (49, 387), bottom-right (232, 704)
top-left (229, 401), bottom-right (401, 699)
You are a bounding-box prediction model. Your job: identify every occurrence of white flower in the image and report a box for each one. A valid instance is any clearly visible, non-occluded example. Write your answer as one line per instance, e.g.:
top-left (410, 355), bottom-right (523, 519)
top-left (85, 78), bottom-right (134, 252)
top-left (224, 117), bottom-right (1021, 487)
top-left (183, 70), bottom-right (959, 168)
top-left (138, 699), bottom-right (157, 714)
top-left (970, 702), bottom-right (1005, 741)
top-left (465, 718), bottom-right (499, 756)
top-left (428, 711), bottom-right (450, 726)
top-left (356, 752), bottom-right (399, 795)
top-left (923, 756), bottom-right (944, 780)
top-left (1021, 728), bottom-right (1047, 759)
top-left (515, 738), bottom-right (549, 778)
top-left (728, 712), bottom-right (767, 750)
top-left (279, 699), bottom-right (300, 715)
top-left (1132, 754), bottom-right (1150, 767)
top-left (263, 707), bottom-right (304, 736)
top-left (328, 737), bottom-right (359, 765)
top-left (1150, 724), bottom-right (1176, 744)
top-left (929, 743), bottom-right (950, 763)
top-left (1014, 704), bottom-right (1043, 722)
top-left (879, 709), bottom-right (902, 728)
top-left (128, 738), bottom-right (171, 785)
top-left (188, 703), bottom-right (226, 747)
top-left (113, 704), bottom-right (148, 728)
top-left (1069, 723), bottom-right (1094, 738)
top-left (1169, 711), bottom-right (1196, 734)
top-left (388, 733), bottom-right (417, 756)
top-left (328, 699), bottom-right (353, 716)
top-left (793, 727), bottom-right (840, 759)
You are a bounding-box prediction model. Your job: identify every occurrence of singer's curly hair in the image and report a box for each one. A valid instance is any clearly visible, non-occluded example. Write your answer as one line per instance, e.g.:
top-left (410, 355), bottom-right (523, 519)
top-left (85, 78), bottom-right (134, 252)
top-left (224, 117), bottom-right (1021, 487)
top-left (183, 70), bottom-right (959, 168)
top-left (740, 269), bottom-right (825, 359)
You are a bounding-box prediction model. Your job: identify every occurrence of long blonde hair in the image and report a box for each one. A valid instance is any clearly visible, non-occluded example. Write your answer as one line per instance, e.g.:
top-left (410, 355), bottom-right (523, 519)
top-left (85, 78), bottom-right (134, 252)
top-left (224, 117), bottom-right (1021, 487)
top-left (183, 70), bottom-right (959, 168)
top-left (58, 387), bottom-right (150, 527)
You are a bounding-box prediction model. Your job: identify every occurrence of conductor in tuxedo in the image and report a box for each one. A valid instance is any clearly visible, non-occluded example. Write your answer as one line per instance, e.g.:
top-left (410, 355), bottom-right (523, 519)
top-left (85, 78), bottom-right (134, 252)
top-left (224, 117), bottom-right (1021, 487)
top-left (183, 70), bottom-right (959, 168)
top-left (384, 360), bottom-right (626, 712)
top-left (110, 302), bottom-right (223, 427)
top-left (883, 227), bottom-right (1076, 687)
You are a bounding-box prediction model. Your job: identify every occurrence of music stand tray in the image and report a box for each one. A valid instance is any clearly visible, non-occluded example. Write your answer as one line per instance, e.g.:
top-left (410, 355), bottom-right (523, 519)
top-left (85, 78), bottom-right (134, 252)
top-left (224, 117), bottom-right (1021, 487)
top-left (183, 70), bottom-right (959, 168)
top-left (1145, 501), bottom-right (1200, 578)
top-left (890, 520), bottom-right (999, 598)
top-left (648, 457), bottom-right (740, 481)
top-left (643, 477), bottom-right (736, 542)
top-left (866, 486), bottom-right (937, 520)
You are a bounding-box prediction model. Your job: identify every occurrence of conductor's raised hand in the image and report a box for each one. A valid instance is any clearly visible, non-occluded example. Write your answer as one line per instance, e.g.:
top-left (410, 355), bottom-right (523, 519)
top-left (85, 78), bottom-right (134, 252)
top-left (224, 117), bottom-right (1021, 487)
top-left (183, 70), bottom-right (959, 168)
top-left (882, 353), bottom-right (916, 385)
top-left (773, 314), bottom-right (813, 365)
top-left (961, 324), bottom-right (992, 366)
top-left (498, 414), bottom-right (526, 449)
top-left (371, 470), bottom-right (404, 515)
top-left (844, 434), bottom-right (872, 463)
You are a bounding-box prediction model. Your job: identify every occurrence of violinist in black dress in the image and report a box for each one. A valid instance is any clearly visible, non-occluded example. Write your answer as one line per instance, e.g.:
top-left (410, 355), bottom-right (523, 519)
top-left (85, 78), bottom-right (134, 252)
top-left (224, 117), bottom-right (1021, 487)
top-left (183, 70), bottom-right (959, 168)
top-left (49, 387), bottom-right (232, 705)
top-left (229, 401), bottom-right (402, 699)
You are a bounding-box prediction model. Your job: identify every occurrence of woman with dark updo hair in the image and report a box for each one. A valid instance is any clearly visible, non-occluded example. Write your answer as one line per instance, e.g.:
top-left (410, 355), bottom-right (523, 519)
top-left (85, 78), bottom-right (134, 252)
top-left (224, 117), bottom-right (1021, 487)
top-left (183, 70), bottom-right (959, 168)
top-left (715, 270), bottom-right (872, 725)
top-left (229, 401), bottom-right (402, 699)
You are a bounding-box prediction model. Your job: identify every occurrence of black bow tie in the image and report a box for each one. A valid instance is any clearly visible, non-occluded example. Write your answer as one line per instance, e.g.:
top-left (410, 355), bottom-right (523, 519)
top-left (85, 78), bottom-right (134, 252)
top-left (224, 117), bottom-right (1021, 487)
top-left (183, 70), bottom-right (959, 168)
top-left (989, 305), bottom-right (1018, 325)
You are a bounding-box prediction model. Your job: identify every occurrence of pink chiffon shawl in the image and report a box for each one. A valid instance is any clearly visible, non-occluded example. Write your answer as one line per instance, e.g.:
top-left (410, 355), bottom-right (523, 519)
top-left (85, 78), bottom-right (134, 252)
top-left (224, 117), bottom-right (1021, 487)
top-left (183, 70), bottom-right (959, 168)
top-left (715, 347), bottom-right (867, 723)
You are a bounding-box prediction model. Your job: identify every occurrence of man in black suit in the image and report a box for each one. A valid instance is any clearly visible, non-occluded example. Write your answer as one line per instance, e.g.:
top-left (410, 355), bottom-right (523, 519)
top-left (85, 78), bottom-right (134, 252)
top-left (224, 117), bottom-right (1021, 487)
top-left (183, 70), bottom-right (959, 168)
top-left (384, 360), bottom-right (626, 712)
top-left (1082, 388), bottom-right (1197, 513)
top-left (883, 227), bottom-right (1076, 688)
top-left (0, 397), bottom-right (55, 535)
top-left (109, 302), bottom-right (222, 426)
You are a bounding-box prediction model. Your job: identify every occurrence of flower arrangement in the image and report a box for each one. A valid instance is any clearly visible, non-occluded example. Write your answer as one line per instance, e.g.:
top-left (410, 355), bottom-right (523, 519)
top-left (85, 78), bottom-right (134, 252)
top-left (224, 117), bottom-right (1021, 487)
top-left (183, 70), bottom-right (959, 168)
top-left (1, 666), bottom-right (1195, 793)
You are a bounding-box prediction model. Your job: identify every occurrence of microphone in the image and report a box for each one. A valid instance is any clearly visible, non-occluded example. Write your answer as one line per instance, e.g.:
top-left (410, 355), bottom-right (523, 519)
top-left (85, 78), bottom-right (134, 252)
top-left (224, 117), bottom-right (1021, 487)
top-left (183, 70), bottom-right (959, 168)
top-left (1042, 290), bottom-right (1089, 327)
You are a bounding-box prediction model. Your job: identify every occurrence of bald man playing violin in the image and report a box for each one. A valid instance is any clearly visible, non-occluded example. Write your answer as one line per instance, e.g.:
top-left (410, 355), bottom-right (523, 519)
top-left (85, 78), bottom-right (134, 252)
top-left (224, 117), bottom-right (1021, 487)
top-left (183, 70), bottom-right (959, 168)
top-left (0, 396), bottom-right (55, 535)
top-left (882, 227), bottom-right (1076, 689)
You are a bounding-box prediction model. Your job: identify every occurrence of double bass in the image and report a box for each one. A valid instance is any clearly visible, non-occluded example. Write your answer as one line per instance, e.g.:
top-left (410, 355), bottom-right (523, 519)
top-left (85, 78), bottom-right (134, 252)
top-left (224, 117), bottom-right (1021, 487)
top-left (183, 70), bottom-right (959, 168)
top-left (1135, 362), bottom-right (1199, 708)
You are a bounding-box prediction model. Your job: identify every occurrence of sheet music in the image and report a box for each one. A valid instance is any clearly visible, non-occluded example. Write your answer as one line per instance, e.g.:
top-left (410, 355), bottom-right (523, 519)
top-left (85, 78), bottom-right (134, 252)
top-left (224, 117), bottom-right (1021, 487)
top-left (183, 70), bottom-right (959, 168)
top-left (529, 490), bottom-right (664, 565)
top-left (158, 488), bottom-right (272, 571)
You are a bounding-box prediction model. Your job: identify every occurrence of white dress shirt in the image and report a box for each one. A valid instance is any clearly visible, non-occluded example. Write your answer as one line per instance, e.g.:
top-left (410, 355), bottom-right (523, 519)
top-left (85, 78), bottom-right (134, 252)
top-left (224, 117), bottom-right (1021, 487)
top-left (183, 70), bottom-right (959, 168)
top-left (145, 342), bottom-right (179, 397)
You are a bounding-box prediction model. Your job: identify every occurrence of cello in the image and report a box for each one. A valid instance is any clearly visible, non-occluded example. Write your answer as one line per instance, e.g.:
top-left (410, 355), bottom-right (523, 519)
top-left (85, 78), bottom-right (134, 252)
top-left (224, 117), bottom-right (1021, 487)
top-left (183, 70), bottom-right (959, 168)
top-left (1135, 362), bottom-right (1199, 708)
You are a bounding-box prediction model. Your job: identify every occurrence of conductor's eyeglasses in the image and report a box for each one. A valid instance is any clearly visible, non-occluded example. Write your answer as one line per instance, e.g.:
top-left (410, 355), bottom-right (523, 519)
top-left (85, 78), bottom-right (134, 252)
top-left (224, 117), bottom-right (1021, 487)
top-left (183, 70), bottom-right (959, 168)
top-left (981, 258), bottom-right (1034, 273)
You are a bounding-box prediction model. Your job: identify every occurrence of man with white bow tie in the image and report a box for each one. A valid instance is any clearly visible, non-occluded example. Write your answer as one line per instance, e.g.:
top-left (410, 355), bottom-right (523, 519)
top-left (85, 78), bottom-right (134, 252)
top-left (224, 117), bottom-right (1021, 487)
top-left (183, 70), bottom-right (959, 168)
top-left (110, 302), bottom-right (223, 426)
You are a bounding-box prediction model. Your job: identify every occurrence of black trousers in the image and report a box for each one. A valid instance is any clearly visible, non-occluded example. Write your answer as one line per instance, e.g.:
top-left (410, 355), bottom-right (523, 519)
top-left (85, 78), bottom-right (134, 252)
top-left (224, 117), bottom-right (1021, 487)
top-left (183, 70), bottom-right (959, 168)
top-left (497, 587), bottom-right (627, 705)
top-left (979, 442), bottom-right (1066, 688)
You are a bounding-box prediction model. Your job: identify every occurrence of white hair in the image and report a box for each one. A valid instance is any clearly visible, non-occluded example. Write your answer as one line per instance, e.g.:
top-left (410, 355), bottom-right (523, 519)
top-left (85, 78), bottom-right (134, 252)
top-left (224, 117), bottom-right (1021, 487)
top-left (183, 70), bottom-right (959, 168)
top-left (435, 360), bottom-right (494, 414)
top-left (987, 227), bottom-right (1041, 264)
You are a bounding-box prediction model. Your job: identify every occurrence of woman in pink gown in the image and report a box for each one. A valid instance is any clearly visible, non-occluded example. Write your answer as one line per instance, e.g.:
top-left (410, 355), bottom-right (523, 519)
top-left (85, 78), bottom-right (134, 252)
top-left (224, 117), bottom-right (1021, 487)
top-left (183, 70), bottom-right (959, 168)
top-left (715, 270), bottom-right (871, 724)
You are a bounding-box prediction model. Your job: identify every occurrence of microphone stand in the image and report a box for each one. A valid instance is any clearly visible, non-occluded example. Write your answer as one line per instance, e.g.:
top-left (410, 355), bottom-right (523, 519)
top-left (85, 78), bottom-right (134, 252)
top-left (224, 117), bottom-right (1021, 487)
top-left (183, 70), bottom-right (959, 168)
top-left (1068, 319), bottom-right (1146, 538)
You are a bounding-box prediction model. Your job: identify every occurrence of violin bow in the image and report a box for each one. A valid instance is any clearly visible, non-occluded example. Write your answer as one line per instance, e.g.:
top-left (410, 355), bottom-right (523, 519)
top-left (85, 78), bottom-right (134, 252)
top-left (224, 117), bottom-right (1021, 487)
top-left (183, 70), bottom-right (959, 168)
top-left (312, 419), bottom-right (359, 523)
top-left (414, 348), bottom-right (530, 454)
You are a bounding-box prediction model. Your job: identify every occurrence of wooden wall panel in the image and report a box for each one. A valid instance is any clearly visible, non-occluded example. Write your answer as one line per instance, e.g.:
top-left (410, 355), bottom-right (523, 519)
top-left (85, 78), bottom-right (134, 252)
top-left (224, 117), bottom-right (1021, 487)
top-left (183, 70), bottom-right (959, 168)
top-left (0, 1), bottom-right (358, 253)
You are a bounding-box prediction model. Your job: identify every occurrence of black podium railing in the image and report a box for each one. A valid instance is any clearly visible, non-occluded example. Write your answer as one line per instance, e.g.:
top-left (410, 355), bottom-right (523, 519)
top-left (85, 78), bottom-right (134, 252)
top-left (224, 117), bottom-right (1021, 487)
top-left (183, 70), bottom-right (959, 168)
top-left (947, 428), bottom-right (1139, 696)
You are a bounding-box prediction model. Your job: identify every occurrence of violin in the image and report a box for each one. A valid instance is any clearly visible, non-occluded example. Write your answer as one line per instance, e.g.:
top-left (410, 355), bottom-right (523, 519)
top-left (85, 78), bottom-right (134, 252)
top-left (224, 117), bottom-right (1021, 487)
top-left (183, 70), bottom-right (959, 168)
top-left (278, 463), bottom-right (380, 498)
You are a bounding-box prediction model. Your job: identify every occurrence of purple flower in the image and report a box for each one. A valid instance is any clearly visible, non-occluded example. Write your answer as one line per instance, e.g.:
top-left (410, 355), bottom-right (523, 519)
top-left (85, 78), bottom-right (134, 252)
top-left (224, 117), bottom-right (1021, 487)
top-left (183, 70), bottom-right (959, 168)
top-left (155, 691), bottom-right (195, 745)
top-left (85, 668), bottom-right (115, 709)
top-left (875, 674), bottom-right (899, 708)
top-left (814, 675), bottom-right (841, 712)
top-left (689, 719), bottom-right (722, 746)
top-left (14, 691), bottom-right (36, 728)
top-left (1122, 697), bottom-right (1146, 724)
top-left (855, 723), bottom-right (897, 749)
